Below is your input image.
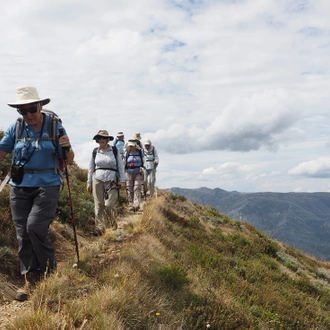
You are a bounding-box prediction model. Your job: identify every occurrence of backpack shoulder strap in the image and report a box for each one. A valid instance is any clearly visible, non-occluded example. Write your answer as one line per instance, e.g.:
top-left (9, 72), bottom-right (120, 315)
top-left (112, 146), bottom-right (118, 178)
top-left (139, 149), bottom-right (144, 166)
top-left (48, 113), bottom-right (59, 146)
top-left (15, 117), bottom-right (24, 142)
top-left (92, 147), bottom-right (98, 161)
top-left (113, 146), bottom-right (117, 158)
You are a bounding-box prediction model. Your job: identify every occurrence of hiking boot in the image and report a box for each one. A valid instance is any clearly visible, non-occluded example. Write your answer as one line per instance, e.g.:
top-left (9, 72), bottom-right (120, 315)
top-left (134, 206), bottom-right (140, 212)
top-left (129, 206), bottom-right (134, 212)
top-left (15, 285), bottom-right (28, 302)
top-left (15, 273), bottom-right (37, 302)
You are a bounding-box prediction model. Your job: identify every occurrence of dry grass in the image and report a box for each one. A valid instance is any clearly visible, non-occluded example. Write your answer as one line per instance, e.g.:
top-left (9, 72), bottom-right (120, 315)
top-left (2, 190), bottom-right (330, 329)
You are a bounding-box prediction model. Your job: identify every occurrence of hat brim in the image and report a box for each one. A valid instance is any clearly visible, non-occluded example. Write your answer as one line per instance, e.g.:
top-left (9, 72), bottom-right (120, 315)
top-left (126, 143), bottom-right (140, 149)
top-left (7, 98), bottom-right (50, 108)
top-left (93, 135), bottom-right (114, 141)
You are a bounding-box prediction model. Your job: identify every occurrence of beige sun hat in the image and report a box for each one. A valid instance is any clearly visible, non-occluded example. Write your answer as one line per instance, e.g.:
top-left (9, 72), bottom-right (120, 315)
top-left (125, 139), bottom-right (141, 149)
top-left (7, 86), bottom-right (50, 107)
top-left (133, 132), bottom-right (142, 140)
top-left (93, 130), bottom-right (114, 141)
top-left (117, 131), bottom-right (124, 137)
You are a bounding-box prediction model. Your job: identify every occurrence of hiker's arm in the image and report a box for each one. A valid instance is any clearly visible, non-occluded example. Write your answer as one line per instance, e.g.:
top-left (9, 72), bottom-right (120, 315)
top-left (86, 152), bottom-right (95, 193)
top-left (59, 135), bottom-right (74, 164)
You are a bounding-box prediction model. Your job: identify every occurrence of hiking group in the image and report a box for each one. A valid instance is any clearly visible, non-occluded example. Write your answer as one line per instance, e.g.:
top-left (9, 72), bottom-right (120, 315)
top-left (0, 86), bottom-right (159, 301)
top-left (87, 130), bottom-right (159, 235)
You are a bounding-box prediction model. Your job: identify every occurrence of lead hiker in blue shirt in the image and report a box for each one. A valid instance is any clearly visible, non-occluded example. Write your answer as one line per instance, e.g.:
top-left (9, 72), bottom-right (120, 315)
top-left (0, 86), bottom-right (74, 302)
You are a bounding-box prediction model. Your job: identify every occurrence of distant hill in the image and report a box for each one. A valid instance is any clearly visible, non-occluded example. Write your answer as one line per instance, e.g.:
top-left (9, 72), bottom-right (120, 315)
top-left (169, 187), bottom-right (330, 261)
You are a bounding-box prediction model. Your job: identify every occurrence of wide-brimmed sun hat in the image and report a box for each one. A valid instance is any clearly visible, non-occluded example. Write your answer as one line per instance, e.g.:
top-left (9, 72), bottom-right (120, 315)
top-left (133, 132), bottom-right (142, 140)
top-left (144, 139), bottom-right (151, 145)
top-left (93, 130), bottom-right (114, 141)
top-left (126, 139), bottom-right (140, 149)
top-left (117, 131), bottom-right (124, 137)
top-left (7, 86), bottom-right (50, 107)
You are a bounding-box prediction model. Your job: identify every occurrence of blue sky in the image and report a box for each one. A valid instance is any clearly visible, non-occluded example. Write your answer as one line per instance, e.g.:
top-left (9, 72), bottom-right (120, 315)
top-left (1, 0), bottom-right (330, 192)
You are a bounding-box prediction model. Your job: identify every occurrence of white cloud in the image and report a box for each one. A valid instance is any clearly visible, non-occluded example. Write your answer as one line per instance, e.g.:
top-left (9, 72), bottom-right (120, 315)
top-left (288, 157), bottom-right (330, 178)
top-left (1, 0), bottom-right (330, 192)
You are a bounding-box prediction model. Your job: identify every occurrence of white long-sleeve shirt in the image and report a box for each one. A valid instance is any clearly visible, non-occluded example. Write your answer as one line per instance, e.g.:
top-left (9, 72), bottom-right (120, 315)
top-left (87, 145), bottom-right (125, 185)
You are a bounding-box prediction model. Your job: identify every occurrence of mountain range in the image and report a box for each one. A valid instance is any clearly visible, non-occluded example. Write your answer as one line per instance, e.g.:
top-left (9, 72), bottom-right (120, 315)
top-left (169, 187), bottom-right (330, 261)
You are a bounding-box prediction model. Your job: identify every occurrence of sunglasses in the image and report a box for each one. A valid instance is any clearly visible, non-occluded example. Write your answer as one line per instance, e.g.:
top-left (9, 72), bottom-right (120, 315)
top-left (96, 137), bottom-right (108, 142)
top-left (17, 104), bottom-right (39, 116)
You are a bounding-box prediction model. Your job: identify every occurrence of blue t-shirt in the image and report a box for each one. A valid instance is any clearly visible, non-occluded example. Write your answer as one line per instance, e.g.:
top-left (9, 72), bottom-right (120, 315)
top-left (0, 115), bottom-right (66, 187)
top-left (113, 138), bottom-right (125, 155)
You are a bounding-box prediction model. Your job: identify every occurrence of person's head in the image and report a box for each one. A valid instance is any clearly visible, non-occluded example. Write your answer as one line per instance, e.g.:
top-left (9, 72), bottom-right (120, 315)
top-left (144, 139), bottom-right (152, 150)
top-left (93, 130), bottom-right (114, 144)
top-left (7, 86), bottom-right (50, 125)
top-left (133, 132), bottom-right (142, 141)
top-left (126, 139), bottom-right (138, 151)
top-left (117, 132), bottom-right (124, 140)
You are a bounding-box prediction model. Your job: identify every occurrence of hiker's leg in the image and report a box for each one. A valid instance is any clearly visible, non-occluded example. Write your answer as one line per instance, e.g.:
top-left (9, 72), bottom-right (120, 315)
top-left (25, 186), bottom-right (59, 274)
top-left (149, 170), bottom-right (156, 197)
top-left (125, 173), bottom-right (134, 207)
top-left (105, 187), bottom-right (118, 226)
top-left (143, 169), bottom-right (148, 195)
top-left (92, 178), bottom-right (106, 231)
top-left (10, 187), bottom-right (37, 275)
top-left (10, 186), bottom-right (59, 275)
top-left (133, 173), bottom-right (143, 209)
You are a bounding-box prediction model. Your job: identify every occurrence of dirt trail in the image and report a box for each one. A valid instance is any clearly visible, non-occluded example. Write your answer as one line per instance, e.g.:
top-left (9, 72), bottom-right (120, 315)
top-left (0, 203), bottom-right (144, 329)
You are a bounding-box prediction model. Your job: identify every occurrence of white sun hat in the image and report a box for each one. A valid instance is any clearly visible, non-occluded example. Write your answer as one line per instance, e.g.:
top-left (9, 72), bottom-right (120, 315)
top-left (7, 86), bottom-right (50, 107)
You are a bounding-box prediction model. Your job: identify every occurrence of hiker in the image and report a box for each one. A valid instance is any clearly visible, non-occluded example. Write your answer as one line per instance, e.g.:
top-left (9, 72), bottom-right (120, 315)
top-left (0, 86), bottom-right (74, 301)
top-left (124, 139), bottom-right (144, 212)
top-left (143, 139), bottom-right (159, 198)
top-left (112, 131), bottom-right (125, 159)
top-left (87, 130), bottom-right (125, 236)
top-left (133, 132), bottom-right (143, 149)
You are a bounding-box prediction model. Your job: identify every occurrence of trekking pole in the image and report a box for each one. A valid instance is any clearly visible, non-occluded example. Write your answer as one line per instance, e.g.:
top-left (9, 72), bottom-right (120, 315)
top-left (59, 128), bottom-right (80, 264)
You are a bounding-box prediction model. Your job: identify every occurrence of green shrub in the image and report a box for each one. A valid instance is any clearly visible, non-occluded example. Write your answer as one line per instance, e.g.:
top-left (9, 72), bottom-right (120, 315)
top-left (156, 264), bottom-right (190, 290)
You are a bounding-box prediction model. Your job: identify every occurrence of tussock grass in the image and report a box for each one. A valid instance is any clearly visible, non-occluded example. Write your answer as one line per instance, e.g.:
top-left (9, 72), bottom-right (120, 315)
top-left (2, 186), bottom-right (330, 329)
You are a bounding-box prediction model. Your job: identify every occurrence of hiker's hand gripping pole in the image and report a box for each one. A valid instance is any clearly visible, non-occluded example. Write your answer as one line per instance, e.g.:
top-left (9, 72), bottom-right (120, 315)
top-left (59, 128), bottom-right (80, 264)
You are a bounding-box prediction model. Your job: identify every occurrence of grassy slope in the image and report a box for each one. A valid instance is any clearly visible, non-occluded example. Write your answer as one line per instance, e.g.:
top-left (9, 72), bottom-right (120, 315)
top-left (1, 190), bottom-right (330, 329)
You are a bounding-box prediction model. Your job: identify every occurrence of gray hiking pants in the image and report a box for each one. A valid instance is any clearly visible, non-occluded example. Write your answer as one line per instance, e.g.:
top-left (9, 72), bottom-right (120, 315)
top-left (143, 169), bottom-right (156, 197)
top-left (10, 185), bottom-right (60, 276)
